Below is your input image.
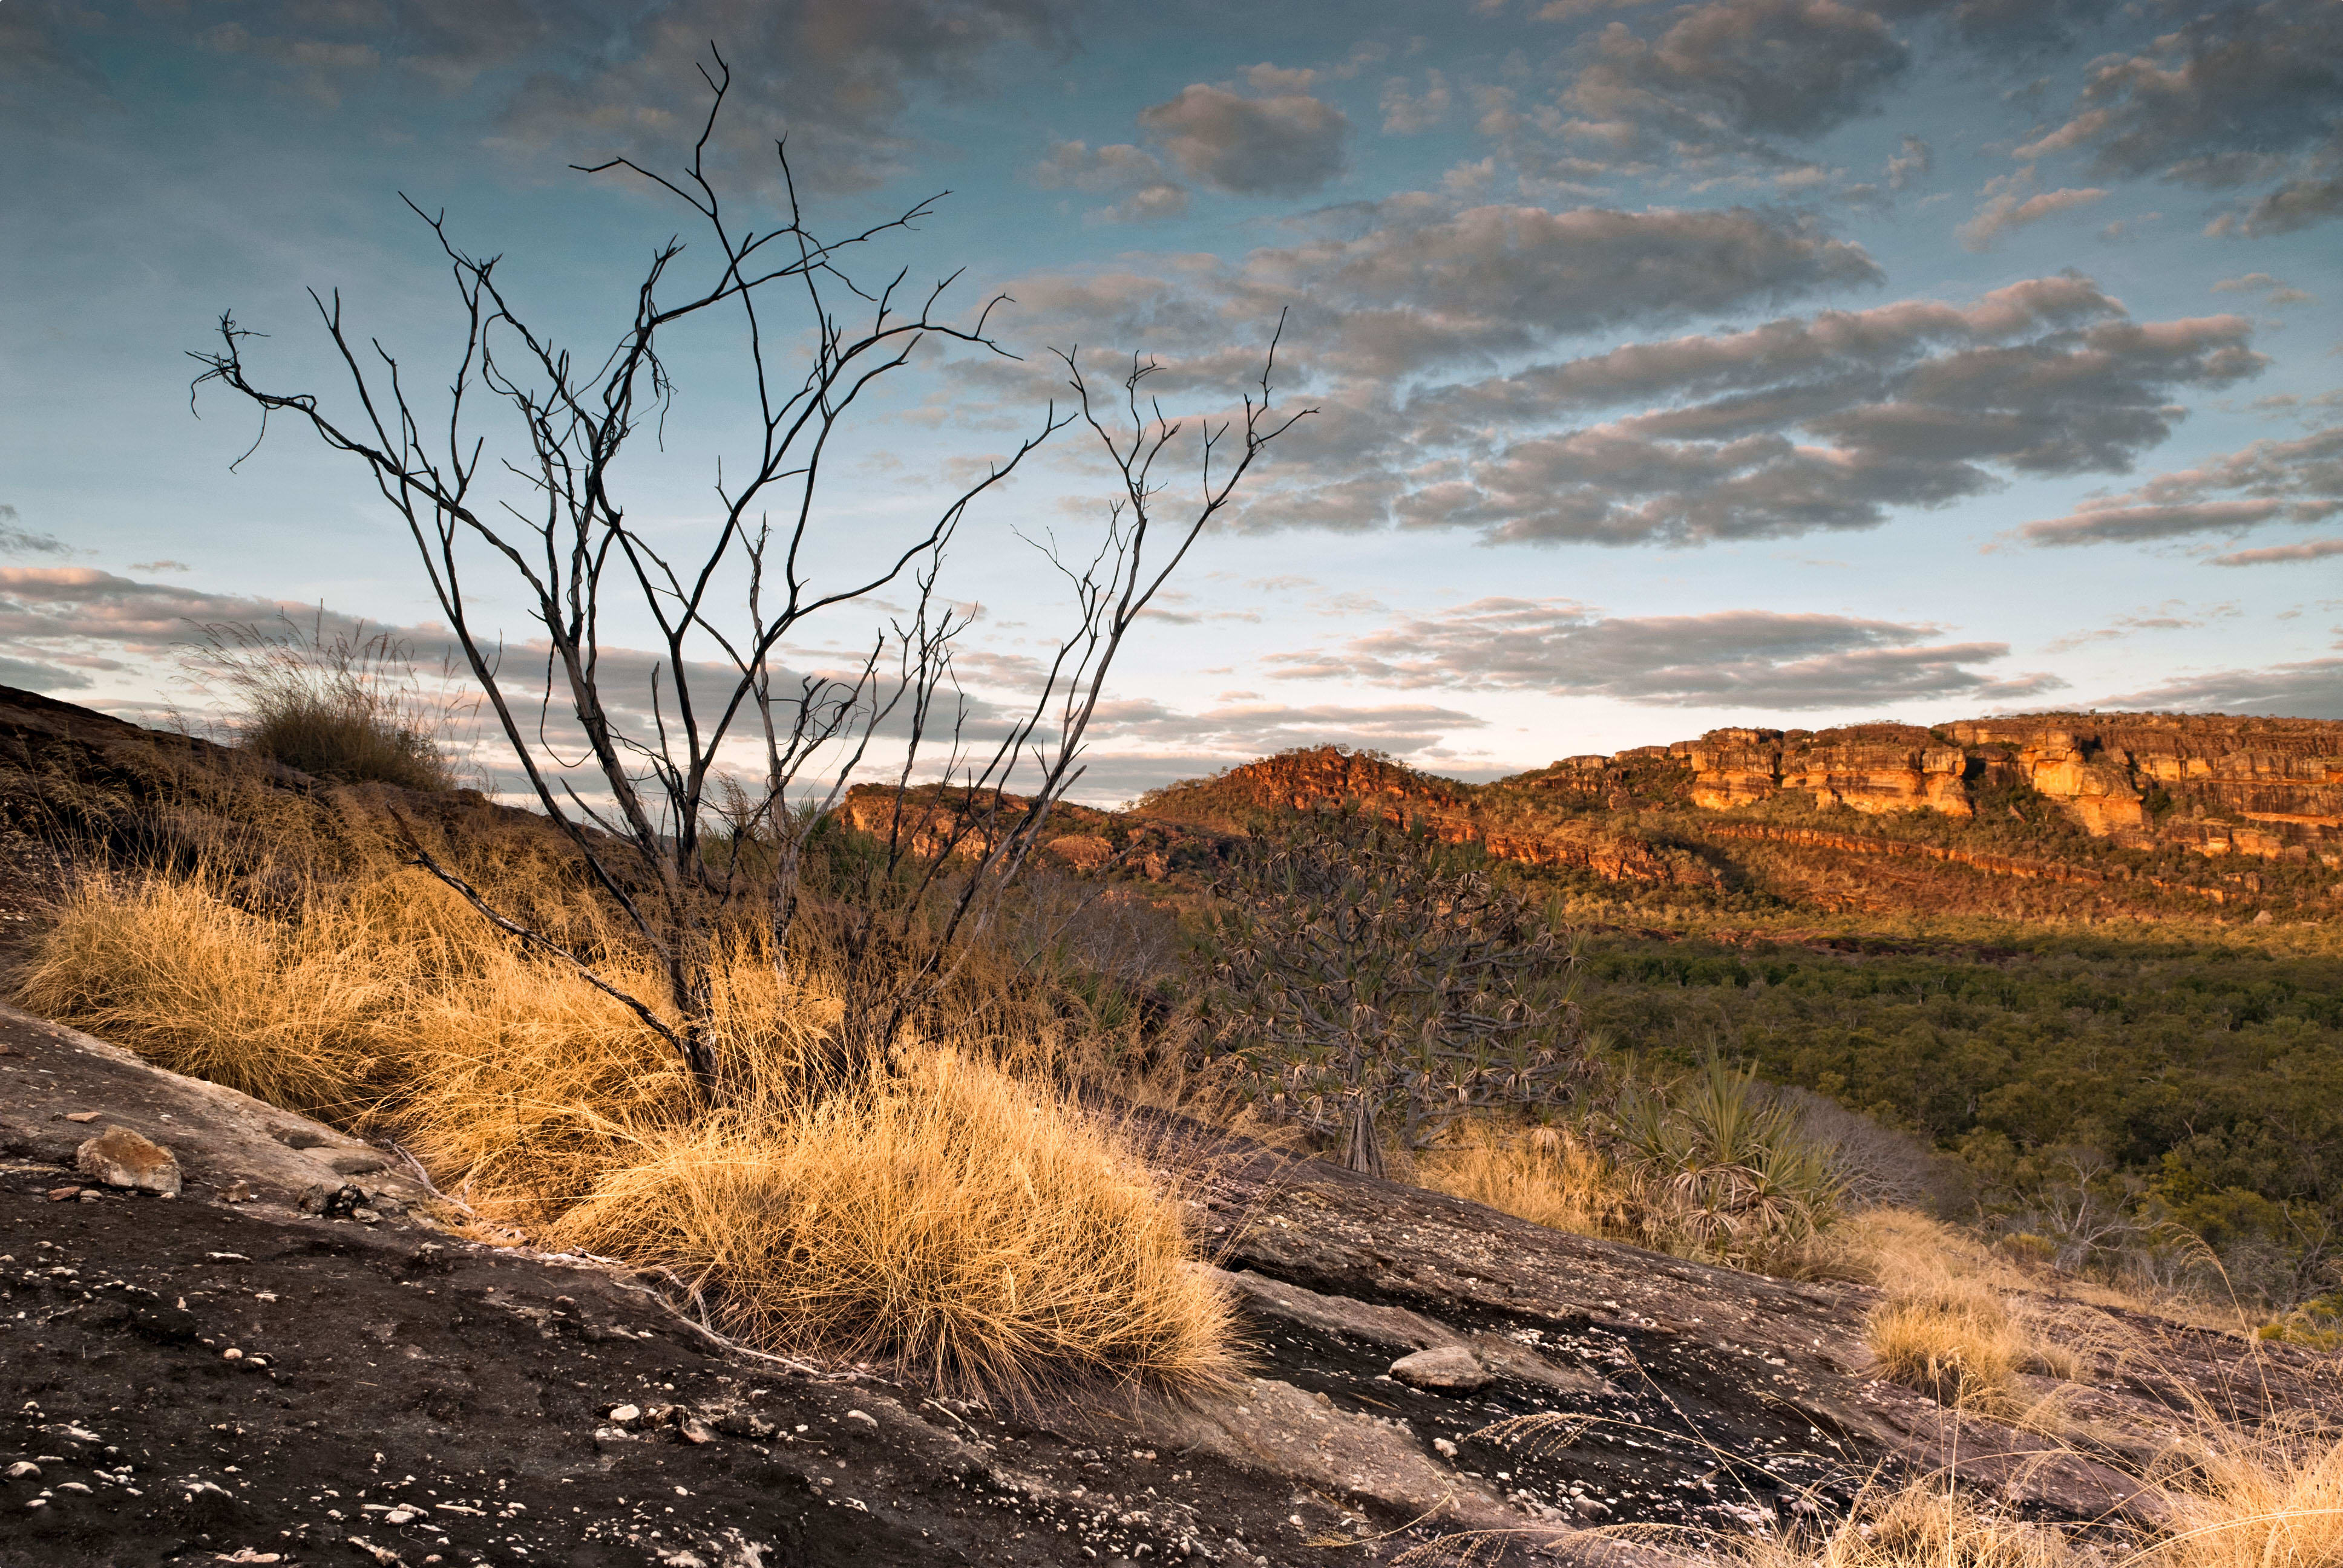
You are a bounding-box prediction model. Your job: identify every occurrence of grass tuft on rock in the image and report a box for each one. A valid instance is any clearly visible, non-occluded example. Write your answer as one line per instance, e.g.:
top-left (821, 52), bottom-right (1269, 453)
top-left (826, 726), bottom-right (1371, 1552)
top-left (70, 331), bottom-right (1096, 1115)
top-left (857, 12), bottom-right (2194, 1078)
top-left (546, 1050), bottom-right (1235, 1397)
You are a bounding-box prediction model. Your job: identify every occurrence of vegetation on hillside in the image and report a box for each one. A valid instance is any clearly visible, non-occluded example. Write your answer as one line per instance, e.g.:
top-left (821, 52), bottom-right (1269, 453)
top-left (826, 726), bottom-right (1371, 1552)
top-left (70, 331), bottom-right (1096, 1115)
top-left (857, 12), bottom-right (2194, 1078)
top-left (15, 743), bottom-right (1231, 1396)
top-left (1571, 926), bottom-right (2343, 1315)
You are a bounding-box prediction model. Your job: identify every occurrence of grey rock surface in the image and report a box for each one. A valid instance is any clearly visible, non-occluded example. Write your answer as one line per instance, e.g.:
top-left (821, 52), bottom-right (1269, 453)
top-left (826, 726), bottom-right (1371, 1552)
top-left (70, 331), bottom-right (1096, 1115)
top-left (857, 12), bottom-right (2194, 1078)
top-left (1389, 1344), bottom-right (1492, 1390)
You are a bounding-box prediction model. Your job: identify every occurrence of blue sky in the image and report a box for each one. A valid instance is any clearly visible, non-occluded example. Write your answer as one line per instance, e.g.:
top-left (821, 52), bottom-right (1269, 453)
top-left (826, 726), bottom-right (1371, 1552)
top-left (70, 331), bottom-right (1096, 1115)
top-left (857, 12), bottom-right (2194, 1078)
top-left (3, 0), bottom-right (2338, 799)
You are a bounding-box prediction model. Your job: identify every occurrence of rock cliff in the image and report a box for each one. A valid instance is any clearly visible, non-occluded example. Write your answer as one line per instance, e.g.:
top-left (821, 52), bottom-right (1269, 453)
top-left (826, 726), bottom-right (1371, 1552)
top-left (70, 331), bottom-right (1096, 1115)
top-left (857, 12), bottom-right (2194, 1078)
top-left (1137, 749), bottom-right (1723, 888)
top-left (1659, 714), bottom-right (2343, 865)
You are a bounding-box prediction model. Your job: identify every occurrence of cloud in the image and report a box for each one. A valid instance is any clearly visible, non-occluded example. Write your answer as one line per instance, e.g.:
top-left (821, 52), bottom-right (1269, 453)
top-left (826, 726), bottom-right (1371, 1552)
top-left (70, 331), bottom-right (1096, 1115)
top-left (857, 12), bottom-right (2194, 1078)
top-left (0, 505), bottom-right (69, 557)
top-left (0, 566), bottom-right (1012, 759)
top-left (1886, 134), bottom-right (1931, 191)
top-left (1562, 0), bottom-right (1911, 160)
top-left (983, 197), bottom-right (1884, 394)
top-left (2014, 0), bottom-right (2343, 235)
top-left (1264, 597), bottom-right (2063, 710)
top-left (0, 2), bottom-right (114, 128)
top-left (1957, 166), bottom-right (2108, 250)
top-left (497, 0), bottom-right (1081, 194)
top-left (2208, 537), bottom-right (2343, 567)
top-left (0, 566), bottom-right (301, 654)
top-left (1380, 70), bottom-right (1452, 135)
top-left (1086, 696), bottom-right (1484, 754)
top-left (0, 655), bottom-right (95, 694)
top-left (2214, 174), bottom-right (2343, 238)
top-left (1237, 274), bottom-right (2263, 547)
top-left (2039, 601), bottom-right (2237, 652)
top-left (1136, 82), bottom-right (1351, 197)
top-left (1243, 200), bottom-right (1883, 374)
top-left (2098, 658), bottom-right (2343, 719)
top-left (2021, 423), bottom-right (2343, 545)
top-left (2210, 273), bottom-right (2316, 307)
top-left (1033, 140), bottom-right (1189, 221)
top-left (1867, 0), bottom-right (2123, 52)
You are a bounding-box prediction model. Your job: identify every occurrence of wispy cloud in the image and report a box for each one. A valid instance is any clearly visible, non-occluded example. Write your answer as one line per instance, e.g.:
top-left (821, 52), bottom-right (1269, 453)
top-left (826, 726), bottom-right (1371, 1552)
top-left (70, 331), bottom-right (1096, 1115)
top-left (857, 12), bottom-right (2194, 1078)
top-left (1263, 597), bottom-right (2063, 710)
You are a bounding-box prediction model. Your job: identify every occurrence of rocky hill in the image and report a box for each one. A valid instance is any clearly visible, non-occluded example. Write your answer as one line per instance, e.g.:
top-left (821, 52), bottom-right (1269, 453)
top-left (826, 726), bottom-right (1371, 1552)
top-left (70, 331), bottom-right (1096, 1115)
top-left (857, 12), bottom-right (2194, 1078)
top-left (1132, 714), bottom-right (2343, 923)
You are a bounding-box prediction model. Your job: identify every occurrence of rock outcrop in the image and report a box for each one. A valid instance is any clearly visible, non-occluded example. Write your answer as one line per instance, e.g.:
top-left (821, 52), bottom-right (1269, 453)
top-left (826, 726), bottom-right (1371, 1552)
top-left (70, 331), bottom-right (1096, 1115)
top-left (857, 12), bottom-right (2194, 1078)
top-left (1666, 714), bottom-right (2343, 863)
top-left (1137, 748), bottom-right (1724, 887)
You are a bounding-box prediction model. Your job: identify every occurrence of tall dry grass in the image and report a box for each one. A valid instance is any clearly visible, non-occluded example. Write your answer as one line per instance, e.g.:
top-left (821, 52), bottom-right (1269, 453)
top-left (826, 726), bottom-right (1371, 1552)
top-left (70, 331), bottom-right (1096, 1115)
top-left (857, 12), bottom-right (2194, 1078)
top-left (1837, 1210), bottom-right (2088, 1413)
top-left (1415, 1122), bottom-right (1640, 1240)
top-left (2152, 1420), bottom-right (2343, 1568)
top-left (1730, 1423), bottom-right (2343, 1568)
top-left (18, 814), bottom-right (1232, 1394)
top-left (1865, 1279), bottom-right (2032, 1413)
top-left (1732, 1479), bottom-right (2077, 1568)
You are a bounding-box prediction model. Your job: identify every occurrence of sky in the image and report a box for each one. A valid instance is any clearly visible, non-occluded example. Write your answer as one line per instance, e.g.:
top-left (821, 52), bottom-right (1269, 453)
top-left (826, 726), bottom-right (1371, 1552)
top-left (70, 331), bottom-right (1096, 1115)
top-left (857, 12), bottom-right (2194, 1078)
top-left (2, 0), bottom-right (2339, 802)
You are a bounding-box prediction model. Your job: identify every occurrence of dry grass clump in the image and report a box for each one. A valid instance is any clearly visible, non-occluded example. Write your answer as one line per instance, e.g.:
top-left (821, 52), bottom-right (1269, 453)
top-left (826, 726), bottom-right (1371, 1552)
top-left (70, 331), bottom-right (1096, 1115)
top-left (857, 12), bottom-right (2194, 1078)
top-left (1417, 1122), bottom-right (1637, 1238)
top-left (2152, 1420), bottom-right (2343, 1568)
top-left (184, 615), bottom-right (463, 791)
top-left (1732, 1480), bottom-right (2078, 1568)
top-left (1847, 1211), bottom-right (2089, 1411)
top-left (1866, 1279), bottom-right (2030, 1412)
top-left (546, 1049), bottom-right (1235, 1396)
top-left (20, 875), bottom-right (388, 1116)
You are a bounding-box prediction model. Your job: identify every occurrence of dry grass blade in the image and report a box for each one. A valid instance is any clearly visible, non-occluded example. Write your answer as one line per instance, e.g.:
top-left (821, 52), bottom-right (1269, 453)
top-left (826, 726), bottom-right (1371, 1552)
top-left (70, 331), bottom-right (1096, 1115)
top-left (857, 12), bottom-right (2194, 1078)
top-left (1733, 1479), bottom-right (2078, 1568)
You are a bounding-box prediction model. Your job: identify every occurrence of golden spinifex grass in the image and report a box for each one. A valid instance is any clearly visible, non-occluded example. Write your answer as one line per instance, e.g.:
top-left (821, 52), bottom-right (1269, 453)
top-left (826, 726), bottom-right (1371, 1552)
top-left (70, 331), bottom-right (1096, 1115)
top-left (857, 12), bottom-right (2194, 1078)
top-left (21, 875), bottom-right (388, 1116)
top-left (21, 850), bottom-right (1232, 1394)
top-left (1865, 1281), bottom-right (2030, 1413)
top-left (546, 1049), bottom-right (1235, 1396)
top-left (1415, 1122), bottom-right (1637, 1240)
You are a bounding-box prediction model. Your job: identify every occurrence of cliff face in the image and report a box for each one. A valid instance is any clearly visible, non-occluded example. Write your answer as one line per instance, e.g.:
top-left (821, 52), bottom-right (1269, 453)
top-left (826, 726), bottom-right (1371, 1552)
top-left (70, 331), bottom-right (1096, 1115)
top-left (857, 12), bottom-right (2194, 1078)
top-left (1130, 716), bottom-right (2342, 921)
top-left (1603, 714), bottom-right (2343, 867)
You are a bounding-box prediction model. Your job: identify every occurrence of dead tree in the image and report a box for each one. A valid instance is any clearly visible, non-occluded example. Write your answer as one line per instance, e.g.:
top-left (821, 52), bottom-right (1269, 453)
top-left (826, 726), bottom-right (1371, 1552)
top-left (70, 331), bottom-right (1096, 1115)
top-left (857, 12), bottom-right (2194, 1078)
top-left (189, 51), bottom-right (1308, 1096)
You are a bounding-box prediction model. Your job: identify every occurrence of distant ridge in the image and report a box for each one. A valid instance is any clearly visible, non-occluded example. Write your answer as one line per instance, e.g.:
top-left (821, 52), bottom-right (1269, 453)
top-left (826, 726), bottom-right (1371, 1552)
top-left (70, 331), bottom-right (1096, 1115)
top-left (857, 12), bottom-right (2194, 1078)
top-left (1128, 713), bottom-right (2343, 921)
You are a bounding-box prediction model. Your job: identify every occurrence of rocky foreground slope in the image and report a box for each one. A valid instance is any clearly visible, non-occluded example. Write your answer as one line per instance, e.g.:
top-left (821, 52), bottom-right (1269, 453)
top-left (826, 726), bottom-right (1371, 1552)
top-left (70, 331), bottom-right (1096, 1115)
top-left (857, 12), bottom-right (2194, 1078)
top-left (7, 999), bottom-right (2341, 1567)
top-left (1, 687), bottom-right (2338, 1564)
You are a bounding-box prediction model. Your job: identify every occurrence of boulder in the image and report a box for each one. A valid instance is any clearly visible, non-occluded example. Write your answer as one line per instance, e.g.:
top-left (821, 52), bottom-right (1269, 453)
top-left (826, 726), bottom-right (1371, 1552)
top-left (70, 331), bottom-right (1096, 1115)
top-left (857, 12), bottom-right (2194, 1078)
top-left (1388, 1345), bottom-right (1489, 1391)
top-left (75, 1125), bottom-right (182, 1196)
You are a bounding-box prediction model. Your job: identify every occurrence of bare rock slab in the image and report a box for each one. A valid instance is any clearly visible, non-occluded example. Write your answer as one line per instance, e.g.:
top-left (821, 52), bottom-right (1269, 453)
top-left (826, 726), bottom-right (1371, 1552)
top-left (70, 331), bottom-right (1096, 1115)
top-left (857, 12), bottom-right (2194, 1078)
top-left (75, 1125), bottom-right (182, 1196)
top-left (1388, 1344), bottom-right (1489, 1391)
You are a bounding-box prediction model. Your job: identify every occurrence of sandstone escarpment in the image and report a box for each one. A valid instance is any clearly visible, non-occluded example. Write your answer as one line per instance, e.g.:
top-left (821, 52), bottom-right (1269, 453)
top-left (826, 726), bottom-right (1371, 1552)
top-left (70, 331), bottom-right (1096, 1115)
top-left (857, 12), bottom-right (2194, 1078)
top-left (1523, 713), bottom-right (2343, 868)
